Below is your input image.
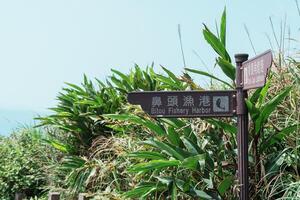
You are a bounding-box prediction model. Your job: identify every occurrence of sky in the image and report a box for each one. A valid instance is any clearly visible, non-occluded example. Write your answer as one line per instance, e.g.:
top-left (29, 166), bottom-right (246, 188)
top-left (0, 0), bottom-right (299, 135)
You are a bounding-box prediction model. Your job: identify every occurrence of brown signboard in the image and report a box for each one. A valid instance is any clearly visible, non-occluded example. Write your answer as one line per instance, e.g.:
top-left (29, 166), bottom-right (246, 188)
top-left (242, 50), bottom-right (273, 90)
top-left (127, 90), bottom-right (236, 118)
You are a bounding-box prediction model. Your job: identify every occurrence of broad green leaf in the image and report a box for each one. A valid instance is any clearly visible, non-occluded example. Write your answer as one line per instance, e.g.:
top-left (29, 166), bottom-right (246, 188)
top-left (111, 69), bottom-right (131, 85)
top-left (111, 69), bottom-right (134, 91)
top-left (203, 24), bottom-right (231, 62)
top-left (181, 154), bottom-right (206, 170)
top-left (181, 136), bottom-right (203, 155)
top-left (266, 148), bottom-right (290, 175)
top-left (270, 125), bottom-right (298, 144)
top-left (260, 124), bottom-right (298, 152)
top-left (75, 100), bottom-right (97, 106)
top-left (218, 176), bottom-right (234, 196)
top-left (143, 71), bottom-right (155, 90)
top-left (255, 86), bottom-right (292, 133)
top-left (123, 183), bottom-right (165, 198)
top-left (103, 114), bottom-right (166, 136)
top-left (65, 82), bottom-right (85, 93)
top-left (160, 118), bottom-right (193, 137)
top-left (258, 79), bottom-right (271, 106)
top-left (193, 189), bottom-right (213, 199)
top-left (249, 87), bottom-right (263, 104)
top-left (161, 66), bottom-right (181, 86)
top-left (171, 182), bottom-right (177, 200)
top-left (216, 57), bottom-right (236, 81)
top-left (220, 8), bottom-right (226, 47)
top-left (128, 160), bottom-right (181, 173)
top-left (43, 139), bottom-right (70, 153)
top-left (185, 68), bottom-right (232, 88)
top-left (155, 176), bottom-right (173, 186)
top-left (60, 156), bottom-right (86, 170)
top-left (143, 139), bottom-right (191, 161)
top-left (110, 76), bottom-right (124, 89)
top-left (155, 74), bottom-right (176, 86)
top-left (206, 119), bottom-right (237, 135)
top-left (175, 179), bottom-right (191, 193)
top-left (205, 154), bottom-right (214, 171)
top-left (245, 100), bottom-right (260, 121)
top-left (127, 151), bottom-right (167, 160)
top-left (95, 78), bottom-right (106, 88)
top-left (166, 127), bottom-right (183, 147)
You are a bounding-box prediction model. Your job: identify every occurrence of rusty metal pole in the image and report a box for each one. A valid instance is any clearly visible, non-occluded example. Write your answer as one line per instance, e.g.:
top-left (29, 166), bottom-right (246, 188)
top-left (235, 53), bottom-right (249, 200)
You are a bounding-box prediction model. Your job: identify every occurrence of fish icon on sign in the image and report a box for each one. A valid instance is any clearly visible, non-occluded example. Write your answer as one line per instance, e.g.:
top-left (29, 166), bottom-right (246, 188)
top-left (213, 96), bottom-right (229, 112)
top-left (216, 98), bottom-right (225, 110)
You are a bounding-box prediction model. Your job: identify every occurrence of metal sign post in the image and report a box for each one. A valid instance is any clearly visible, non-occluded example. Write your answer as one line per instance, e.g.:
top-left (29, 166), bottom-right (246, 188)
top-left (235, 54), bottom-right (249, 200)
top-left (127, 50), bottom-right (272, 200)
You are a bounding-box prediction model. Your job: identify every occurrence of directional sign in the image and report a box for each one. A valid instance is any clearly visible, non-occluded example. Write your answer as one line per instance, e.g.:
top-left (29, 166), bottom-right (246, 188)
top-left (242, 50), bottom-right (273, 90)
top-left (127, 90), bottom-right (236, 118)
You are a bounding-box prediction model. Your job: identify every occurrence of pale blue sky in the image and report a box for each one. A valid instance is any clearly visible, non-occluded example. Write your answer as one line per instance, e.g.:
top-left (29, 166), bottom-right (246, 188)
top-left (0, 0), bottom-right (299, 134)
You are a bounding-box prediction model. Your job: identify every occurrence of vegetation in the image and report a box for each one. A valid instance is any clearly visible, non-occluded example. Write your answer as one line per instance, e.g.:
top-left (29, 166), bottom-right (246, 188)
top-left (0, 8), bottom-right (299, 200)
top-left (0, 128), bottom-right (58, 199)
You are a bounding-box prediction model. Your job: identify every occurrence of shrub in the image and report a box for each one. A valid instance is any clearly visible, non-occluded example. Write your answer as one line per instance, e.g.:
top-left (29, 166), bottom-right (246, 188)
top-left (0, 128), bottom-right (57, 199)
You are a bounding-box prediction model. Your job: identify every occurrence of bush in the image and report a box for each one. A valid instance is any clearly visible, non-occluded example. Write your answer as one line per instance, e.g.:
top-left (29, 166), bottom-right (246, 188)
top-left (0, 128), bottom-right (57, 199)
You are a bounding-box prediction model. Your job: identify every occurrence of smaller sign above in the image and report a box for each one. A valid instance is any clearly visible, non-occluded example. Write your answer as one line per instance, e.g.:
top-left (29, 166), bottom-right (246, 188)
top-left (243, 50), bottom-right (273, 90)
top-left (127, 90), bottom-right (236, 118)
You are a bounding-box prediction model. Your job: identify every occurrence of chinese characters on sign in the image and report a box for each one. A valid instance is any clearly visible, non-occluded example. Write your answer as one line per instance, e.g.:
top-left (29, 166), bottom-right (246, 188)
top-left (128, 91), bottom-right (235, 118)
top-left (242, 50), bottom-right (273, 90)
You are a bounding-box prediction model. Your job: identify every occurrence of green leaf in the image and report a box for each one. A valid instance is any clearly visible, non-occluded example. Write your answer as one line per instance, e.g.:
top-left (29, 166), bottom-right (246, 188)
top-left (181, 154), bottom-right (206, 170)
top-left (111, 69), bottom-right (133, 91)
top-left (127, 151), bottom-right (167, 160)
top-left (110, 76), bottom-right (124, 89)
top-left (111, 69), bottom-right (130, 84)
top-left (166, 127), bottom-right (183, 147)
top-left (203, 24), bottom-right (231, 62)
top-left (123, 182), bottom-right (165, 198)
top-left (103, 114), bottom-right (166, 136)
top-left (220, 7), bottom-right (226, 47)
top-left (218, 176), bottom-right (234, 196)
top-left (128, 160), bottom-right (181, 173)
top-left (245, 100), bottom-right (260, 121)
top-left (161, 66), bottom-right (181, 86)
top-left (155, 74), bottom-right (175, 86)
top-left (185, 68), bottom-right (232, 88)
top-left (255, 86), bottom-right (292, 133)
top-left (171, 181), bottom-right (177, 200)
top-left (216, 57), bottom-right (235, 81)
top-left (206, 119), bottom-right (237, 135)
top-left (161, 118), bottom-right (193, 136)
top-left (65, 82), bottom-right (85, 93)
top-left (193, 189), bottom-right (213, 199)
top-left (181, 136), bottom-right (203, 155)
top-left (266, 148), bottom-right (289, 174)
top-left (43, 139), bottom-right (74, 153)
top-left (155, 176), bottom-right (174, 186)
top-left (175, 179), bottom-right (191, 193)
top-left (143, 139), bottom-right (190, 161)
top-left (260, 124), bottom-right (299, 151)
top-left (270, 125), bottom-right (298, 144)
top-left (249, 87), bottom-right (263, 104)
top-left (257, 79), bottom-right (271, 106)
